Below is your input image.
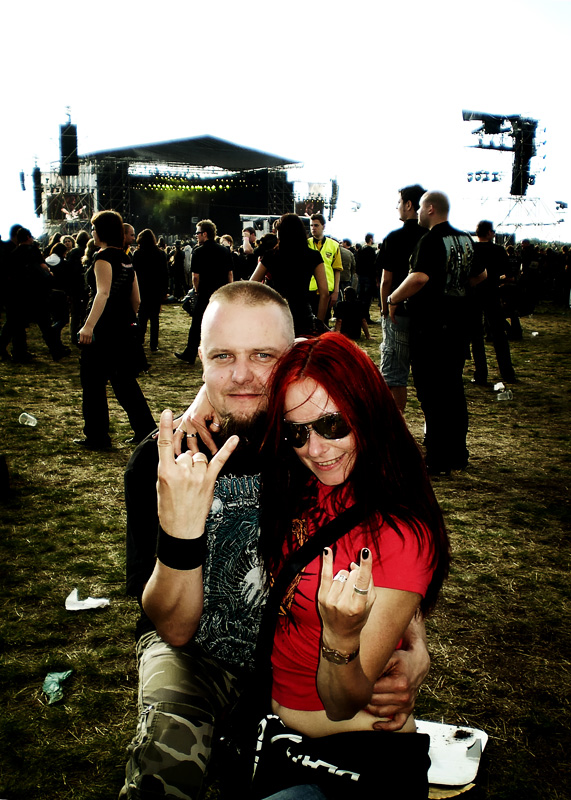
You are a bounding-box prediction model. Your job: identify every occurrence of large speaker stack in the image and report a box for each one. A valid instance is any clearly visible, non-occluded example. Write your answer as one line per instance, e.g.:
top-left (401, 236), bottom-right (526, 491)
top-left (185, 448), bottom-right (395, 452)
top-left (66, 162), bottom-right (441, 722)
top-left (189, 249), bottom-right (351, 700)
top-left (60, 123), bottom-right (79, 177)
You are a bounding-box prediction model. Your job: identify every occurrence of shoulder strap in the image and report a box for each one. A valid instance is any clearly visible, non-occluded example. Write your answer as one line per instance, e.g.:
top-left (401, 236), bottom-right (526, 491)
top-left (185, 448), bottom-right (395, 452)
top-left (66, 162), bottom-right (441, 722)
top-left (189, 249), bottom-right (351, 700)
top-left (254, 503), bottom-right (367, 676)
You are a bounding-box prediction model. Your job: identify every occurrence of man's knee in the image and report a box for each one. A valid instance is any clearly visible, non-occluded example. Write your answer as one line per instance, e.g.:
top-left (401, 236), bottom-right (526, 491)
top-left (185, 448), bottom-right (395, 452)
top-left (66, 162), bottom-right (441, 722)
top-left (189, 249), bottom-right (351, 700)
top-left (122, 698), bottom-right (213, 799)
top-left (122, 635), bottom-right (241, 799)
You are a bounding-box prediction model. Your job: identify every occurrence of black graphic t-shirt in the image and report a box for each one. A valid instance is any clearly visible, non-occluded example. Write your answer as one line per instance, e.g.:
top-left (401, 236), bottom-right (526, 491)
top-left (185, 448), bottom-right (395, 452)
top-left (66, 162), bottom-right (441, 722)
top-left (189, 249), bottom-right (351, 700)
top-left (193, 471), bottom-right (266, 669)
top-left (125, 434), bottom-right (266, 673)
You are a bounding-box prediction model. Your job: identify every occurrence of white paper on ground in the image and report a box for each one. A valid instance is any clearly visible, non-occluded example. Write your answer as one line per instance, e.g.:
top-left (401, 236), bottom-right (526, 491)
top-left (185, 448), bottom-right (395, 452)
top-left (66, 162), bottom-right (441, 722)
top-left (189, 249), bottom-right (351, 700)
top-left (416, 720), bottom-right (488, 786)
top-left (65, 587), bottom-right (110, 611)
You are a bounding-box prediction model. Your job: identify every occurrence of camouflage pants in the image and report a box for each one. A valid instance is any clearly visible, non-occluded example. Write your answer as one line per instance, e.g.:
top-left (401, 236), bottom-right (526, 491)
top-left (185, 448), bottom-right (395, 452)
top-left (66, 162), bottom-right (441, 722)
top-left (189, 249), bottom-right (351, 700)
top-left (120, 631), bottom-right (243, 799)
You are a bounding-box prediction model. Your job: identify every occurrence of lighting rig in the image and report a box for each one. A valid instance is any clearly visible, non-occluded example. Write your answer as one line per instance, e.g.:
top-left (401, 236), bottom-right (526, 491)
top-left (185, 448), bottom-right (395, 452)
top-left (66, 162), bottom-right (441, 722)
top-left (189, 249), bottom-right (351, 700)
top-left (462, 110), bottom-right (566, 234)
top-left (462, 110), bottom-right (540, 196)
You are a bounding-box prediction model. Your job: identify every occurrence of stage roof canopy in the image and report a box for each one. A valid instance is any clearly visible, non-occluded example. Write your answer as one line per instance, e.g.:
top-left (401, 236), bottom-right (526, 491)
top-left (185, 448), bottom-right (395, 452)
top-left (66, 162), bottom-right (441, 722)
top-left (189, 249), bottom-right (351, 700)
top-left (82, 135), bottom-right (300, 171)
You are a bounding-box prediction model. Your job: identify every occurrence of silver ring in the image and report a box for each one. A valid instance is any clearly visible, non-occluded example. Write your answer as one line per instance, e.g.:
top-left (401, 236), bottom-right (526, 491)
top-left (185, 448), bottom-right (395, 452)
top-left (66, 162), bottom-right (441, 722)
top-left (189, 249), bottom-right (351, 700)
top-left (353, 586), bottom-right (369, 596)
top-left (186, 433), bottom-right (198, 439)
top-left (192, 453), bottom-right (208, 463)
top-left (333, 572), bottom-right (348, 583)
top-left (210, 421), bottom-right (221, 429)
top-left (175, 427), bottom-right (185, 434)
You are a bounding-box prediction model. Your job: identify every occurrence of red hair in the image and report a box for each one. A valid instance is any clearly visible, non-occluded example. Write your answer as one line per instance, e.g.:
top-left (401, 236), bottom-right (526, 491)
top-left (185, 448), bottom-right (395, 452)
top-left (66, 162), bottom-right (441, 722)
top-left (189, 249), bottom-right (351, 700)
top-left (259, 332), bottom-right (449, 615)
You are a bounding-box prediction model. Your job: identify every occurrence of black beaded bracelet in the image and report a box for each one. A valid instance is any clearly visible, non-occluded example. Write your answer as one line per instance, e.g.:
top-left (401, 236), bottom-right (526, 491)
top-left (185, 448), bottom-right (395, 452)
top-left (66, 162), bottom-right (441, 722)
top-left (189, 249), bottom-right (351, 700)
top-left (156, 526), bottom-right (207, 570)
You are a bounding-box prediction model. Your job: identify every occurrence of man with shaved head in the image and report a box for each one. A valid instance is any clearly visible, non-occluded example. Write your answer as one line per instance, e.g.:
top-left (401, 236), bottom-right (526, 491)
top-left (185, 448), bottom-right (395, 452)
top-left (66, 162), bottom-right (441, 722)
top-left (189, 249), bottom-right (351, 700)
top-left (388, 191), bottom-right (486, 475)
top-left (121, 282), bottom-right (430, 799)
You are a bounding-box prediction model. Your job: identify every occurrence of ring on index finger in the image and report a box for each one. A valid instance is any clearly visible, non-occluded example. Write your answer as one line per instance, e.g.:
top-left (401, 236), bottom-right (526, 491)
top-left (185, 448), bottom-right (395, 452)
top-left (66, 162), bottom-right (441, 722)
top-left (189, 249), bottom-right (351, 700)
top-left (353, 586), bottom-right (369, 596)
top-left (186, 433), bottom-right (198, 439)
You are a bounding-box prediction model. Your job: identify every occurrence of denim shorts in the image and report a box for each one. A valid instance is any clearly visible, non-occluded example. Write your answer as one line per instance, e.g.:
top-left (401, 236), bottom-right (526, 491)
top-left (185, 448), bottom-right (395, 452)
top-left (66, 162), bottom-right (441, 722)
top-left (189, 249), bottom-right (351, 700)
top-left (380, 314), bottom-right (411, 387)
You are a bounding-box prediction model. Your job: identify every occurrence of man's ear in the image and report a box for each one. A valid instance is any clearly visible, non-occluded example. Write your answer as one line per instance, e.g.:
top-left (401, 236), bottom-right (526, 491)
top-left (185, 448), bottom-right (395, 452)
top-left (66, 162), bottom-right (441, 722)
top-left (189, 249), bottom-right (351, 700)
top-left (198, 347), bottom-right (205, 380)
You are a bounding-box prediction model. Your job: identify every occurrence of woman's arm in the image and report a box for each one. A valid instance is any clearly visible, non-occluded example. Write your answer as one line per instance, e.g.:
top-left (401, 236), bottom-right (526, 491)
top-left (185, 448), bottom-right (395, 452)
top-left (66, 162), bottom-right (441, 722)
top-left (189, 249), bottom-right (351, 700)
top-left (314, 262), bottom-right (329, 322)
top-left (250, 260), bottom-right (267, 282)
top-left (317, 547), bottom-right (421, 721)
top-left (78, 259), bottom-right (112, 344)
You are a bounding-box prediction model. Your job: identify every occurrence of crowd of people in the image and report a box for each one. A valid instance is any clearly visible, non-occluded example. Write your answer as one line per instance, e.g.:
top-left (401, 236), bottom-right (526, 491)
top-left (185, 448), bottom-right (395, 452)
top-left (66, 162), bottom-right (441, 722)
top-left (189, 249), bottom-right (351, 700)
top-left (1, 197), bottom-right (570, 799)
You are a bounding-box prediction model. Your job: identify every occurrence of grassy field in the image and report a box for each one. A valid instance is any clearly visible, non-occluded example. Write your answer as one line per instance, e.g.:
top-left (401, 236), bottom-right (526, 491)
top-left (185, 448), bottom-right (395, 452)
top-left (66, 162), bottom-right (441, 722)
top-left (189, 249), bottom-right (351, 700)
top-left (1, 301), bottom-right (570, 799)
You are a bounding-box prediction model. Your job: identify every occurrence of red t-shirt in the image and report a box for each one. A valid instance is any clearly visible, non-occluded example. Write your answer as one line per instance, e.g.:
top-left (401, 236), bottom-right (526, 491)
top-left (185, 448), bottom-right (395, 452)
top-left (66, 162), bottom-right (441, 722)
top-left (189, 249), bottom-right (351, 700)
top-left (270, 488), bottom-right (434, 711)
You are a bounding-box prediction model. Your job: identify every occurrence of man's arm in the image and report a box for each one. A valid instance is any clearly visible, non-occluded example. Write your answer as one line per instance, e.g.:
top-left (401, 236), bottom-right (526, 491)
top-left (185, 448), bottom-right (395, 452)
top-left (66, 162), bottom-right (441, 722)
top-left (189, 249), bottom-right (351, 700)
top-left (380, 269), bottom-right (393, 316)
top-left (142, 410), bottom-right (239, 646)
top-left (142, 561), bottom-right (205, 646)
top-left (328, 244), bottom-right (343, 308)
top-left (192, 272), bottom-right (200, 291)
top-left (315, 262), bottom-right (330, 322)
top-left (470, 269), bottom-right (487, 287)
top-left (330, 266), bottom-right (341, 309)
top-left (366, 615), bottom-right (430, 731)
top-left (388, 271), bottom-right (429, 323)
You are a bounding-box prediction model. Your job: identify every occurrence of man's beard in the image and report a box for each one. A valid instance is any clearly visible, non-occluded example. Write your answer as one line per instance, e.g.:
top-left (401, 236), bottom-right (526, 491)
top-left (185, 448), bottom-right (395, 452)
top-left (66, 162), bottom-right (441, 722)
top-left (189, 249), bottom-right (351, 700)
top-left (216, 409), bottom-right (268, 451)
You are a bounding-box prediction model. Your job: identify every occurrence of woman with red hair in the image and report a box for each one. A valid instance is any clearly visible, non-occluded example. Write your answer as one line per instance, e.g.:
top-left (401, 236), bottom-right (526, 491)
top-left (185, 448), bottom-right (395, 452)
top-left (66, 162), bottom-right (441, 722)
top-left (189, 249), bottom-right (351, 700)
top-left (255, 331), bottom-right (450, 800)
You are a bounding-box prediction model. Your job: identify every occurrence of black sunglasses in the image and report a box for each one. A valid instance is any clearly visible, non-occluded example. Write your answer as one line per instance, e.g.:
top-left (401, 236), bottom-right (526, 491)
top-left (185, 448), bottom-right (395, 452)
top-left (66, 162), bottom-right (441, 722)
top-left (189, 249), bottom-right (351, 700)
top-left (283, 412), bottom-right (352, 449)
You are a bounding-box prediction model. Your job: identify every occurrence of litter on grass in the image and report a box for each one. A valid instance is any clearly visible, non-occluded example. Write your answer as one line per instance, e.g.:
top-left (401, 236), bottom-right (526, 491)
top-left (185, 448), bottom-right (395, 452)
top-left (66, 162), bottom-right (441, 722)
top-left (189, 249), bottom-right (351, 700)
top-left (65, 588), bottom-right (110, 611)
top-left (42, 670), bottom-right (73, 704)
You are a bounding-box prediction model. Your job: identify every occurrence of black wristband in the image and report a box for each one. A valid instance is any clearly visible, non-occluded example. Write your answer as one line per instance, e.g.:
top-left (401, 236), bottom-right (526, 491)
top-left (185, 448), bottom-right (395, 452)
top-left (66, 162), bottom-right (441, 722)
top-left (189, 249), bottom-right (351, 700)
top-left (156, 526), bottom-right (207, 570)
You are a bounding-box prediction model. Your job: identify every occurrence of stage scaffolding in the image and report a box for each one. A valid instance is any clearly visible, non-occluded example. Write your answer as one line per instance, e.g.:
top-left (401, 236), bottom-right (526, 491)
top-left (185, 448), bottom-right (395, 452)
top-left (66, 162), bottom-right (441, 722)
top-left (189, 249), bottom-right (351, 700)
top-left (36, 135), bottom-right (306, 239)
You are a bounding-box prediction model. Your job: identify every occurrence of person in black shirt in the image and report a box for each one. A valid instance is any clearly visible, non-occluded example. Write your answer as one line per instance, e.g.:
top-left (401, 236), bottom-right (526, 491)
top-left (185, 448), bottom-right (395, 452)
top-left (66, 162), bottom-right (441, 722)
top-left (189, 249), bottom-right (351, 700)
top-left (0, 228), bottom-right (69, 362)
top-left (468, 221), bottom-right (516, 385)
top-left (388, 192), bottom-right (486, 475)
top-left (334, 286), bottom-right (370, 340)
top-left (121, 282), bottom-right (432, 800)
top-left (355, 233), bottom-right (377, 323)
top-left (174, 219), bottom-right (233, 365)
top-left (132, 228), bottom-right (169, 353)
top-left (66, 230), bottom-right (90, 347)
top-left (75, 211), bottom-right (155, 449)
top-left (378, 184), bottom-right (426, 411)
top-left (251, 213), bottom-right (328, 335)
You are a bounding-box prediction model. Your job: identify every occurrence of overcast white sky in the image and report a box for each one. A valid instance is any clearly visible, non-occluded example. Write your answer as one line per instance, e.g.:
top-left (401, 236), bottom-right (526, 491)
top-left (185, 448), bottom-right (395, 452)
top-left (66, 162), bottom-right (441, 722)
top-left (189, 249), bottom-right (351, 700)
top-left (2, 0), bottom-right (570, 242)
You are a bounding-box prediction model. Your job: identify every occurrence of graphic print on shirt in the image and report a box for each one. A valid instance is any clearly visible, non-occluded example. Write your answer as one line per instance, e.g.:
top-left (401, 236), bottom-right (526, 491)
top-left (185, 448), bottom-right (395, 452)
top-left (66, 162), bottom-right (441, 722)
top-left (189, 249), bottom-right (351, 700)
top-left (194, 472), bottom-right (267, 671)
top-left (443, 235), bottom-right (474, 298)
top-left (275, 517), bottom-right (313, 620)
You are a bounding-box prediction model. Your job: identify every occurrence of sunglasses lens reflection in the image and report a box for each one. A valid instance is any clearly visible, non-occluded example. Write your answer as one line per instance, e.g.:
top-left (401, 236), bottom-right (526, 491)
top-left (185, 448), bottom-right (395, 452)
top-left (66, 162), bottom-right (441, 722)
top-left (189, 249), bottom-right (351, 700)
top-left (285, 414), bottom-right (351, 448)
